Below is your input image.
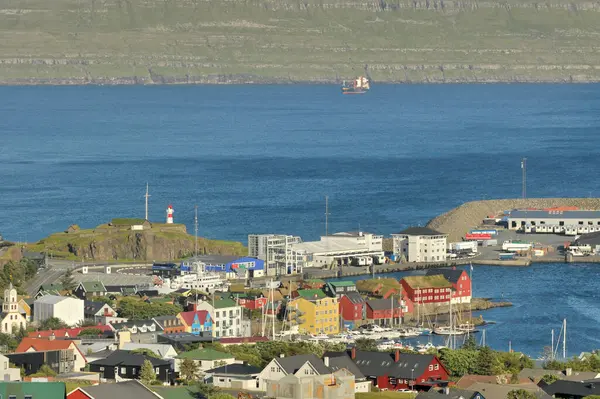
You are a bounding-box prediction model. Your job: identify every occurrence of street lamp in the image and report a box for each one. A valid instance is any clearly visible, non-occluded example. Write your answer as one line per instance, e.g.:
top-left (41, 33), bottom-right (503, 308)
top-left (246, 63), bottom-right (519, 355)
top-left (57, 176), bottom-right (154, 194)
top-left (411, 368), bottom-right (414, 391)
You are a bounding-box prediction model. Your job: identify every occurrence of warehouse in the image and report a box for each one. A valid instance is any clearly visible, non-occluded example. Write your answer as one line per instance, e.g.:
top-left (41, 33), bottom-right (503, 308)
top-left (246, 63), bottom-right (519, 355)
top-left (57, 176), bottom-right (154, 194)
top-left (507, 210), bottom-right (600, 232)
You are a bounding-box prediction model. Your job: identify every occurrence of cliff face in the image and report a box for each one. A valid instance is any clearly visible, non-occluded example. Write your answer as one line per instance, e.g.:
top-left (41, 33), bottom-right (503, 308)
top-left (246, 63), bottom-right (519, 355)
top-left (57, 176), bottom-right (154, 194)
top-left (38, 229), bottom-right (246, 261)
top-left (2, 0), bottom-right (600, 83)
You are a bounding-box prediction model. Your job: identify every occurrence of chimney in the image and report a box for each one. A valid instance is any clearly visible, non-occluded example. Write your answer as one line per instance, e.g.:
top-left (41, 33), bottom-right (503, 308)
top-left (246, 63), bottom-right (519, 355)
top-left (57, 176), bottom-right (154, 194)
top-left (351, 347), bottom-right (356, 360)
top-left (395, 349), bottom-right (400, 362)
top-left (324, 356), bottom-right (329, 367)
top-left (565, 368), bottom-right (572, 377)
top-left (279, 353), bottom-right (285, 358)
top-left (444, 387), bottom-right (450, 395)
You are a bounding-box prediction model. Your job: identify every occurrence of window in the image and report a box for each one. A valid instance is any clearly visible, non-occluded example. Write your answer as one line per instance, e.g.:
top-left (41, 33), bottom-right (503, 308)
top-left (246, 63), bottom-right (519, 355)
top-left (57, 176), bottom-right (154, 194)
top-left (434, 364), bottom-right (439, 370)
top-left (9, 396), bottom-right (17, 399)
top-left (121, 367), bottom-right (126, 374)
top-left (429, 365), bottom-right (434, 371)
top-left (155, 367), bottom-right (160, 374)
top-left (99, 367), bottom-right (105, 371)
top-left (25, 396), bottom-right (33, 399)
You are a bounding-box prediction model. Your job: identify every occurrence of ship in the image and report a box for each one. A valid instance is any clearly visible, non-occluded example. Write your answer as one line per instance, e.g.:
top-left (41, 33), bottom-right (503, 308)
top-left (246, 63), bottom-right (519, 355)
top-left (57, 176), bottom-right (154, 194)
top-left (341, 76), bottom-right (370, 94)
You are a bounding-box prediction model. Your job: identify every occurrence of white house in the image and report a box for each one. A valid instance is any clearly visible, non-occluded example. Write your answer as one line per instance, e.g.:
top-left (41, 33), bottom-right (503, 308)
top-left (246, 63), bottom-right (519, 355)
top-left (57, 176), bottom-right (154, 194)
top-left (392, 227), bottom-right (448, 263)
top-left (194, 298), bottom-right (244, 338)
top-left (33, 295), bottom-right (84, 326)
top-left (175, 348), bottom-right (239, 374)
top-left (0, 353), bottom-right (21, 381)
top-left (0, 283), bottom-right (27, 334)
top-left (207, 363), bottom-right (262, 390)
top-left (257, 354), bottom-right (331, 391)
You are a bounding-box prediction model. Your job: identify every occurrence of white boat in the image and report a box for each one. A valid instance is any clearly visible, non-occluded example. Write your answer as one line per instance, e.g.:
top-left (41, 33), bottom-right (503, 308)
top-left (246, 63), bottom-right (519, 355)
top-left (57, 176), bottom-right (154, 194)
top-left (457, 323), bottom-right (477, 333)
top-left (433, 326), bottom-right (467, 336)
top-left (416, 342), bottom-right (436, 353)
top-left (397, 328), bottom-right (420, 338)
top-left (307, 334), bottom-right (329, 341)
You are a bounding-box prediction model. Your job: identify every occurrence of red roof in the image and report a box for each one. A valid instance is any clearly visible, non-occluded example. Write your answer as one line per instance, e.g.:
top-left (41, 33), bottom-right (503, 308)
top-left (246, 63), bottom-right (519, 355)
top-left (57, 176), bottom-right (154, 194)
top-left (28, 325), bottom-right (113, 339)
top-left (16, 337), bottom-right (87, 363)
top-left (220, 336), bottom-right (269, 344)
top-left (178, 310), bottom-right (210, 326)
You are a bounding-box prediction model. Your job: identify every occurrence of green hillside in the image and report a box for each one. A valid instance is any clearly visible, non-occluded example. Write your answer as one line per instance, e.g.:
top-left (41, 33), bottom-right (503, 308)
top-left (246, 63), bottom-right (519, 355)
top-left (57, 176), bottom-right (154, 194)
top-left (1, 0), bottom-right (600, 83)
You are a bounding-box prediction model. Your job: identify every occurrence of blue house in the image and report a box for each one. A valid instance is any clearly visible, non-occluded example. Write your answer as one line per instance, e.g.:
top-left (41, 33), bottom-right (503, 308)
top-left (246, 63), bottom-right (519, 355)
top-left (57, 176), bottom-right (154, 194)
top-left (187, 255), bottom-right (265, 279)
top-left (178, 310), bottom-right (212, 336)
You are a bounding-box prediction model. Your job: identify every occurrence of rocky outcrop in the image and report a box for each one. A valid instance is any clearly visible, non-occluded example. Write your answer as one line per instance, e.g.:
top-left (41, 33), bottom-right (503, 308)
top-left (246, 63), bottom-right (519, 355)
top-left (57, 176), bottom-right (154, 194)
top-left (427, 198), bottom-right (600, 242)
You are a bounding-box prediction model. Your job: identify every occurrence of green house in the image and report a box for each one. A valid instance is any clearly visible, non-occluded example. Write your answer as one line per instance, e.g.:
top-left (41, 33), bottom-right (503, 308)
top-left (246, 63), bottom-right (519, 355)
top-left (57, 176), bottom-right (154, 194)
top-left (0, 382), bottom-right (66, 399)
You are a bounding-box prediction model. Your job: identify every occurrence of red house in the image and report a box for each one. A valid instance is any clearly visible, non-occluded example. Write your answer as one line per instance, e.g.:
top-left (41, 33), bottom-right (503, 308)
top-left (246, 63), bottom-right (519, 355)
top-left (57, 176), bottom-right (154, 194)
top-left (235, 294), bottom-right (268, 310)
top-left (425, 268), bottom-right (472, 304)
top-left (339, 292), bottom-right (366, 324)
top-left (400, 275), bottom-right (453, 306)
top-left (348, 347), bottom-right (450, 391)
top-left (366, 298), bottom-right (403, 325)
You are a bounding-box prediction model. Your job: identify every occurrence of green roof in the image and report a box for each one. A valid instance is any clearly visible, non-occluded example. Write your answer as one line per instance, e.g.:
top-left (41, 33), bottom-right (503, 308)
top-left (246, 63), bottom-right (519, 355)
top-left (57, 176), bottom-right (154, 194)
top-left (330, 281), bottom-right (356, 287)
top-left (176, 348), bottom-right (234, 361)
top-left (402, 275), bottom-right (452, 288)
top-left (213, 298), bottom-right (237, 309)
top-left (39, 283), bottom-right (64, 291)
top-left (297, 289), bottom-right (326, 300)
top-left (80, 281), bottom-right (107, 292)
top-left (0, 382), bottom-right (66, 399)
top-left (153, 386), bottom-right (198, 399)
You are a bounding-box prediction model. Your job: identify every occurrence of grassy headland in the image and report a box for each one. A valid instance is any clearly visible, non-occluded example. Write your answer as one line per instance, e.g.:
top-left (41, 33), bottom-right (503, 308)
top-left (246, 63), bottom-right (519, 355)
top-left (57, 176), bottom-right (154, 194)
top-left (1, 0), bottom-right (600, 84)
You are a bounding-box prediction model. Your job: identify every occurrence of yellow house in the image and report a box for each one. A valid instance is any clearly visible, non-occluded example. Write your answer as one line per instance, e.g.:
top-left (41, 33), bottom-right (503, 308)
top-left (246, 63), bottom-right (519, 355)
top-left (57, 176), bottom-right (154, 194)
top-left (289, 289), bottom-right (339, 335)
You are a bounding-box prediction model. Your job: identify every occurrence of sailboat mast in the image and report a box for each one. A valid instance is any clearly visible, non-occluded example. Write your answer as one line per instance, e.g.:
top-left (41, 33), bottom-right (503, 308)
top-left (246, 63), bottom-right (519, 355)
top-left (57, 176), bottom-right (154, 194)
top-left (271, 279), bottom-right (276, 340)
top-left (551, 329), bottom-right (555, 360)
top-left (563, 319), bottom-right (567, 359)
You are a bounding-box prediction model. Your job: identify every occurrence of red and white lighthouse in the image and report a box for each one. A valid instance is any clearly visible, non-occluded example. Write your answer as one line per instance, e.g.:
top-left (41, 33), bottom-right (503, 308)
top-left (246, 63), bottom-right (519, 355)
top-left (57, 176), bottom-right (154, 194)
top-left (166, 205), bottom-right (174, 224)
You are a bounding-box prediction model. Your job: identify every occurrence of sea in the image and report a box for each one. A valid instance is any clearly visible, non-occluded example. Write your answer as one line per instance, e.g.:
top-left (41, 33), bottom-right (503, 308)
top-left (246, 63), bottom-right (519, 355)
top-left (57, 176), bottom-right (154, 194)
top-left (2, 84), bottom-right (600, 356)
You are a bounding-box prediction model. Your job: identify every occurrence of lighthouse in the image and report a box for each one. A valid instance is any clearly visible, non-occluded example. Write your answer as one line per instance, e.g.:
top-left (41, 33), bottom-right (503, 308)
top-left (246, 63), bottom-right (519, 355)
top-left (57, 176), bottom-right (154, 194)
top-left (166, 205), bottom-right (174, 224)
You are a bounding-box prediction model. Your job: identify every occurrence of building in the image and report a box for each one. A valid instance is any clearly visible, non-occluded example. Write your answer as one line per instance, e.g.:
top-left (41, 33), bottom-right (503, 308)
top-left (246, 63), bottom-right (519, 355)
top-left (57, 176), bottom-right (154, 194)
top-left (34, 283), bottom-right (67, 299)
top-left (258, 353), bottom-right (331, 391)
top-left (194, 298), bottom-right (244, 338)
top-left (176, 347), bottom-right (239, 373)
top-left (541, 380), bottom-right (600, 399)
top-left (356, 278), bottom-right (402, 299)
top-left (34, 295), bottom-right (84, 326)
top-left (28, 325), bottom-right (114, 340)
top-left (8, 349), bottom-right (76, 375)
top-left (177, 310), bottom-right (212, 335)
top-left (67, 380), bottom-right (163, 399)
top-left (157, 332), bottom-right (214, 350)
top-left (401, 275), bottom-right (453, 305)
top-left (0, 382), bottom-right (66, 399)
top-left (425, 268), bottom-right (472, 304)
top-left (339, 292), bottom-right (366, 330)
top-left (121, 343), bottom-right (178, 359)
top-left (88, 350), bottom-right (173, 382)
top-left (392, 227), bottom-right (448, 263)
top-left (324, 281), bottom-right (357, 298)
top-left (366, 298), bottom-right (403, 326)
top-left (323, 352), bottom-right (371, 392)
top-left (0, 283), bottom-right (27, 334)
top-left (182, 255), bottom-right (265, 280)
top-left (83, 300), bottom-right (117, 323)
top-left (266, 369), bottom-right (356, 399)
top-left (74, 281), bottom-right (107, 299)
top-left (288, 290), bottom-right (339, 335)
top-left (573, 231), bottom-right (600, 253)
top-left (248, 234), bottom-right (304, 276)
top-left (16, 337), bottom-right (87, 372)
top-left (208, 363), bottom-right (262, 390)
top-left (152, 315), bottom-right (186, 334)
top-left (0, 353), bottom-right (21, 381)
top-left (235, 293), bottom-right (268, 310)
top-left (110, 320), bottom-right (161, 344)
top-left (347, 348), bottom-right (449, 391)
top-left (507, 210), bottom-right (600, 231)
top-left (291, 231), bottom-right (384, 269)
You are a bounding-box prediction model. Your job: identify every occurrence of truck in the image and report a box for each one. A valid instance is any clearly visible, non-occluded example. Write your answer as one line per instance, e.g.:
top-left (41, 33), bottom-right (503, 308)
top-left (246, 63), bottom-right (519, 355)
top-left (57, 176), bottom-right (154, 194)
top-left (470, 229), bottom-right (498, 236)
top-left (449, 241), bottom-right (478, 253)
top-left (501, 241), bottom-right (532, 252)
top-left (499, 252), bottom-right (516, 260)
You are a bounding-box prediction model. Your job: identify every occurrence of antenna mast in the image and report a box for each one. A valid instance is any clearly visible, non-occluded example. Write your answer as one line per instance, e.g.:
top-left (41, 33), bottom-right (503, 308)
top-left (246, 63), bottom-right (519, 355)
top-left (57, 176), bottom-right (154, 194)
top-left (144, 183), bottom-right (151, 220)
top-left (194, 205), bottom-right (199, 257)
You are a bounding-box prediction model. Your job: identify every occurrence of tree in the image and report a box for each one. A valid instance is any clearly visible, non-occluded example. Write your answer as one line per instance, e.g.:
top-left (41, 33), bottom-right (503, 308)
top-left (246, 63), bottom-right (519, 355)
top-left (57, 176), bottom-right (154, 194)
top-left (39, 317), bottom-right (68, 330)
top-left (32, 364), bottom-right (57, 377)
top-left (195, 381), bottom-right (220, 399)
top-left (0, 333), bottom-right (18, 352)
top-left (506, 389), bottom-right (537, 399)
top-left (475, 346), bottom-right (500, 376)
top-left (462, 335), bottom-right (478, 351)
top-left (90, 296), bottom-right (114, 306)
top-left (140, 359), bottom-right (156, 384)
top-left (60, 268), bottom-right (77, 291)
top-left (180, 358), bottom-right (199, 383)
top-left (439, 348), bottom-right (478, 377)
top-left (131, 348), bottom-right (161, 359)
top-left (510, 373), bottom-right (519, 384)
top-left (354, 338), bottom-right (378, 352)
top-left (542, 374), bottom-right (559, 384)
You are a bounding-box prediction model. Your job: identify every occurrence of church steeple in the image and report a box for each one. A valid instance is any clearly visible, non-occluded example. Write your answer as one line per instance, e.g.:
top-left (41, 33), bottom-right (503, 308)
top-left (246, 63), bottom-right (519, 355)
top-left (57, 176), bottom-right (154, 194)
top-left (3, 283), bottom-right (18, 314)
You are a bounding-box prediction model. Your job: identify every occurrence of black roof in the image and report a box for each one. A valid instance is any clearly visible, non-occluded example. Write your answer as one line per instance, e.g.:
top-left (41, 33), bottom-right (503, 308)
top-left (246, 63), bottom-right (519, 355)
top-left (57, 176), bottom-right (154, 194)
top-left (344, 291), bottom-right (366, 305)
top-left (574, 231), bottom-right (600, 246)
top-left (542, 380), bottom-right (600, 397)
top-left (275, 354), bottom-right (330, 375)
top-left (395, 227), bottom-right (445, 236)
top-left (348, 350), bottom-right (436, 379)
top-left (79, 380), bottom-right (159, 399)
top-left (425, 268), bottom-right (465, 284)
top-left (88, 350), bottom-right (170, 367)
top-left (84, 300), bottom-right (109, 315)
top-left (324, 353), bottom-right (365, 379)
top-left (367, 298), bottom-right (401, 311)
top-left (207, 364), bottom-right (261, 375)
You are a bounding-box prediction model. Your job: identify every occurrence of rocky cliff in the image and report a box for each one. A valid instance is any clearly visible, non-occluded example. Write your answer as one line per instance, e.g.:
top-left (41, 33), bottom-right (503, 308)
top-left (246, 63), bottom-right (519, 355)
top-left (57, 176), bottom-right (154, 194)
top-left (2, 0), bottom-right (600, 83)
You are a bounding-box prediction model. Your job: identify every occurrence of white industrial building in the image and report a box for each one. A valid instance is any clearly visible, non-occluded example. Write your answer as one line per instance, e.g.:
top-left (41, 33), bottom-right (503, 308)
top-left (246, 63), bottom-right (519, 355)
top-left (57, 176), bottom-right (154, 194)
top-left (248, 234), bottom-right (303, 276)
top-left (33, 295), bottom-right (84, 327)
top-left (392, 227), bottom-right (448, 263)
top-left (507, 210), bottom-right (600, 233)
top-left (290, 231), bottom-right (384, 268)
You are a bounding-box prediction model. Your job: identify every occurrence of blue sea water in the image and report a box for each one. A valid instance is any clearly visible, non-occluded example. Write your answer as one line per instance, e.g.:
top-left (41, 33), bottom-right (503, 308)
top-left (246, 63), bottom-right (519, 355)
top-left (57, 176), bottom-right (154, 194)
top-left (2, 84), bottom-right (600, 356)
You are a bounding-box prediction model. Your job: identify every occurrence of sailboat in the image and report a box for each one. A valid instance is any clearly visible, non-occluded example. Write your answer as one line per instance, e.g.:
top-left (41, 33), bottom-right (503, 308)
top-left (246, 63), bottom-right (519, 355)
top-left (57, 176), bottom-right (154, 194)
top-left (433, 300), bottom-right (467, 336)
